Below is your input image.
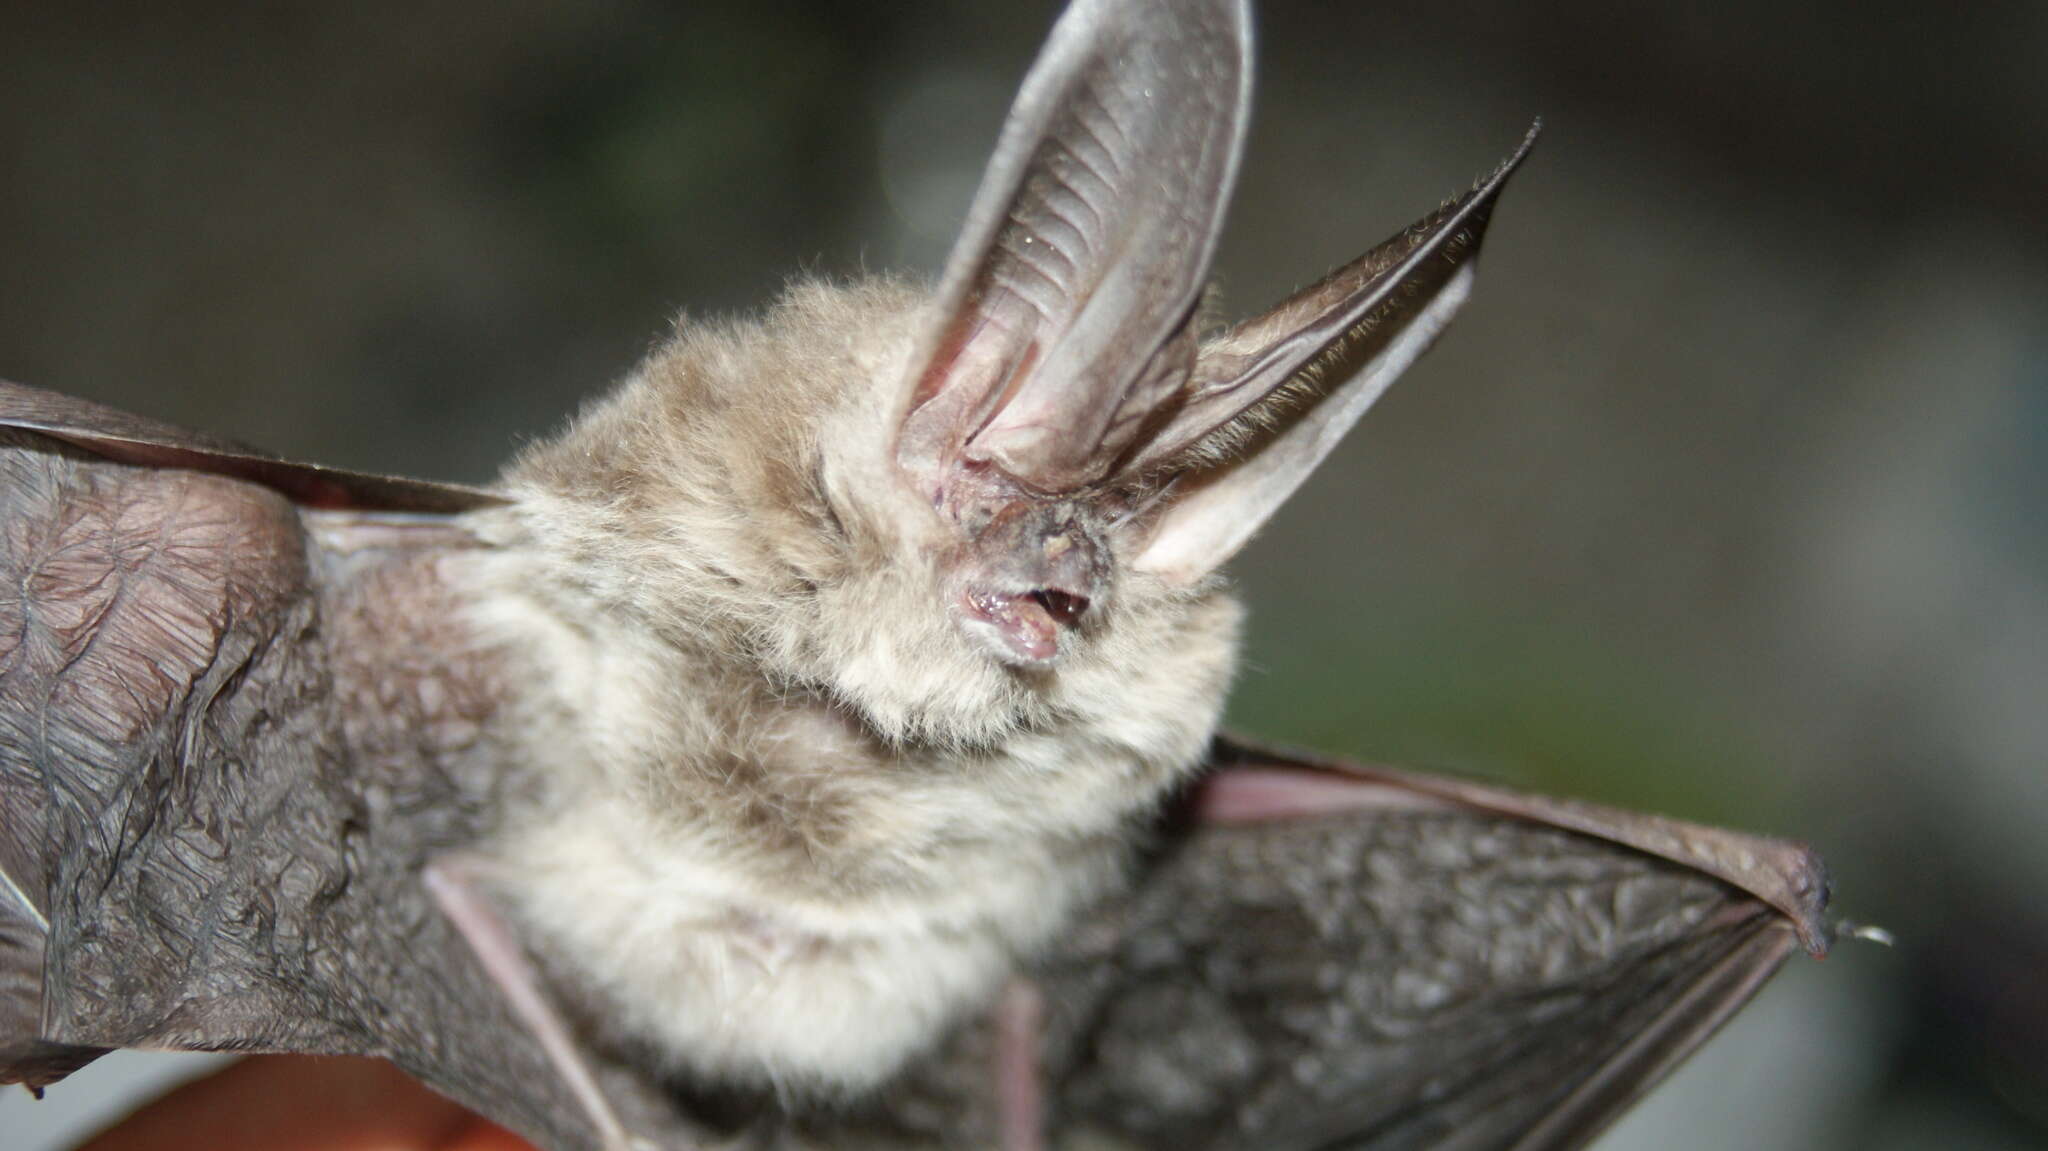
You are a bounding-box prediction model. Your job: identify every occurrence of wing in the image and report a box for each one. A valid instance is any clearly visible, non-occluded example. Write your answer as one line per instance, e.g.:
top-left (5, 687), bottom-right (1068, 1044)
top-left (0, 418), bottom-right (345, 1091)
top-left (0, 379), bottom-right (505, 513)
top-left (0, 399), bottom-right (635, 1150)
top-left (833, 737), bottom-right (1831, 1151)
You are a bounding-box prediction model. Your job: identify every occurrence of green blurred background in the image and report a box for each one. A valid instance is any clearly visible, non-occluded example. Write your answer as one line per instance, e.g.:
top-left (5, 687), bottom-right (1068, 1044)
top-left (3, 1), bottom-right (2044, 1147)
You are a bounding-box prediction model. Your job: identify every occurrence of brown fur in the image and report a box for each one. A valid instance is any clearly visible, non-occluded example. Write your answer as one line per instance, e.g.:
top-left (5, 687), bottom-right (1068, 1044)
top-left (452, 279), bottom-right (1241, 1090)
top-left (405, 0), bottom-right (1505, 1099)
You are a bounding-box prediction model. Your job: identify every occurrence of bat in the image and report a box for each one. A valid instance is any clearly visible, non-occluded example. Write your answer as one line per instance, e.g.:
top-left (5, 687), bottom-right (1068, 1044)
top-left (0, 0), bottom-right (1834, 1148)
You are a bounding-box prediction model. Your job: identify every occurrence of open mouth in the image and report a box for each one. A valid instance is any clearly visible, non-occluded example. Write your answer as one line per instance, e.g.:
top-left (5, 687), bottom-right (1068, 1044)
top-left (958, 583), bottom-right (1093, 669)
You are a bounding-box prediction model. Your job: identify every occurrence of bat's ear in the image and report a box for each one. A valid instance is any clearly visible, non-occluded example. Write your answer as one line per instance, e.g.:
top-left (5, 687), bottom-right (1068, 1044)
top-left (892, 0), bottom-right (1253, 502)
top-left (1131, 126), bottom-right (1539, 585)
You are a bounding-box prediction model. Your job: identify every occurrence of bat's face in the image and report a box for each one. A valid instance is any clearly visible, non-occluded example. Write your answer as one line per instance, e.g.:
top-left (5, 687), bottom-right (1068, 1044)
top-left (498, 280), bottom-right (1243, 754)
top-left (495, 0), bottom-right (1524, 756)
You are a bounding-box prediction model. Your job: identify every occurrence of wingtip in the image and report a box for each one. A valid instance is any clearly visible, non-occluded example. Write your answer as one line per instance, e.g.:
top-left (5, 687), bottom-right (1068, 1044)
top-left (1776, 839), bottom-right (1836, 957)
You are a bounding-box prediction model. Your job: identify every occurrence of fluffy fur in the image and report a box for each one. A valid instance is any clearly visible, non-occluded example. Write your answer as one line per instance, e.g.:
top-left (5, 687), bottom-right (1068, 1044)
top-left (456, 278), bottom-right (1242, 1092)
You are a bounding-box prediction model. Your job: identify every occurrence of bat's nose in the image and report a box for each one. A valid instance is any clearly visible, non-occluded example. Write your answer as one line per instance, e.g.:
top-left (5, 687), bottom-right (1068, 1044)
top-left (1025, 522), bottom-right (1103, 624)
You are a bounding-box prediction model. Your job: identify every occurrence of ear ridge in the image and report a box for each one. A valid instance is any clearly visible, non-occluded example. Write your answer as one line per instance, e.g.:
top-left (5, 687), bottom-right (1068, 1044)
top-left (1133, 124), bottom-right (1540, 584)
top-left (894, 0), bottom-right (1254, 500)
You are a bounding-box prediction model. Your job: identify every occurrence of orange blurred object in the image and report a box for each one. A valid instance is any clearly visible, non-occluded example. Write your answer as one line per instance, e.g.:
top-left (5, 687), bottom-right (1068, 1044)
top-left (74, 1055), bottom-right (538, 1151)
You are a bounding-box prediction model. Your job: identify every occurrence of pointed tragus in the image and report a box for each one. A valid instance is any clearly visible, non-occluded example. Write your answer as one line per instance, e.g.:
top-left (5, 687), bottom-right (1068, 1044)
top-left (887, 0), bottom-right (1535, 665)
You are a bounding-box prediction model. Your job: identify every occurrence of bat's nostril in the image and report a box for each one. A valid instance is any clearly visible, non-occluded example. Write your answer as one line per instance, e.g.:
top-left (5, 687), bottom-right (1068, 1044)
top-left (1030, 589), bottom-right (1090, 627)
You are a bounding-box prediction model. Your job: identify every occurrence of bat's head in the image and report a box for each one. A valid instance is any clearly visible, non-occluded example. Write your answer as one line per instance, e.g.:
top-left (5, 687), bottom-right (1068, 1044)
top-left (502, 0), bottom-right (1528, 749)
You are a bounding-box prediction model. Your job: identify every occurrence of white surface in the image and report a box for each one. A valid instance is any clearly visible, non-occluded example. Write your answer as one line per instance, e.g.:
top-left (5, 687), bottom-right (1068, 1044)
top-left (1, 1050), bottom-right (233, 1151)
top-left (1596, 956), bottom-right (1892, 1150)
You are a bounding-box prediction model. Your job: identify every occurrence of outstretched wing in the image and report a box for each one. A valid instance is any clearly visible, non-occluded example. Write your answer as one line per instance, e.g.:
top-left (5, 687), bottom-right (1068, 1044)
top-left (0, 416), bottom-right (344, 1091)
top-left (0, 393), bottom-right (628, 1151)
top-left (837, 737), bottom-right (1831, 1151)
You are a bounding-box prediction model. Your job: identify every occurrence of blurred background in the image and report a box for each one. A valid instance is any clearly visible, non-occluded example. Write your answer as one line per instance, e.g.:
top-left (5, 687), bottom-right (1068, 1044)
top-left (2, 1), bottom-right (2043, 1147)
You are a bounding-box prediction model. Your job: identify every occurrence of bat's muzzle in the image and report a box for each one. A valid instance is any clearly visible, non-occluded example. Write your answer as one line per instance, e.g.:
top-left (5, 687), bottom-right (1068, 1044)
top-left (950, 500), bottom-right (1109, 669)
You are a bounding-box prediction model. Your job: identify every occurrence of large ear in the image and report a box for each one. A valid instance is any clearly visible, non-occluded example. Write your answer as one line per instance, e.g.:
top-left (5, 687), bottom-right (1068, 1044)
top-left (1134, 126), bottom-right (1538, 584)
top-left (895, 0), bottom-right (1253, 499)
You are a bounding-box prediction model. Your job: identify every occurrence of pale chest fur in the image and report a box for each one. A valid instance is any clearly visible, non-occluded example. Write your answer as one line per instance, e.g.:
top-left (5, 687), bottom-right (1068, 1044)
top-left (499, 777), bottom-right (1128, 1091)
top-left (468, 560), bottom-right (1240, 1091)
